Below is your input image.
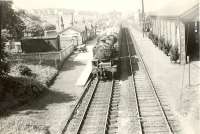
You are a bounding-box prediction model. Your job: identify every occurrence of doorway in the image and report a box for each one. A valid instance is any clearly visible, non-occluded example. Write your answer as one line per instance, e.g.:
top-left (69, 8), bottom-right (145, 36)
top-left (185, 21), bottom-right (200, 61)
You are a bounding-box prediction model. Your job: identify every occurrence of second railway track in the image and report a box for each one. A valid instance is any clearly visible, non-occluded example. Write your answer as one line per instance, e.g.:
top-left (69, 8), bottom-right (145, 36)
top-left (122, 26), bottom-right (179, 134)
top-left (62, 25), bottom-right (179, 134)
top-left (63, 78), bottom-right (120, 134)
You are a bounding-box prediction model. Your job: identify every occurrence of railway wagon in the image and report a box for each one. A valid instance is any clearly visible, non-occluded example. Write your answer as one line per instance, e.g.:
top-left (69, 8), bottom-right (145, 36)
top-left (92, 33), bottom-right (119, 79)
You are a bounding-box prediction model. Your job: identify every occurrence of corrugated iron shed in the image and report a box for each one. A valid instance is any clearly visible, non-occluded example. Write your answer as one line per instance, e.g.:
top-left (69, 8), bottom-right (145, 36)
top-left (148, 0), bottom-right (199, 21)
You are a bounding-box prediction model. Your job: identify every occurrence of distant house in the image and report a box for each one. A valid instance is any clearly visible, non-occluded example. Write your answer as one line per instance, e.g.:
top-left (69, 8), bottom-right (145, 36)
top-left (5, 41), bottom-right (22, 53)
top-left (59, 25), bottom-right (88, 46)
top-left (44, 30), bottom-right (58, 37)
top-left (21, 36), bottom-right (60, 53)
top-left (85, 24), bottom-right (96, 40)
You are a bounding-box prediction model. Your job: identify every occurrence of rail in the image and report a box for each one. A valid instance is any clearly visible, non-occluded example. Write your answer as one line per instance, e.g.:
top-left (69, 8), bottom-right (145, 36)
top-left (103, 80), bottom-right (115, 133)
top-left (127, 27), bottom-right (174, 134)
top-left (125, 25), bottom-right (174, 134)
top-left (124, 28), bottom-right (144, 133)
top-left (74, 78), bottom-right (100, 134)
top-left (61, 76), bottom-right (97, 134)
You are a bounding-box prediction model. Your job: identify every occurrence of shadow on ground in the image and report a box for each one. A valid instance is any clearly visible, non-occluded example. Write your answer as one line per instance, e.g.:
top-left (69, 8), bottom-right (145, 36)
top-left (60, 60), bottom-right (86, 72)
top-left (18, 87), bottom-right (74, 111)
top-left (119, 27), bottom-right (139, 81)
top-left (0, 80), bottom-right (76, 117)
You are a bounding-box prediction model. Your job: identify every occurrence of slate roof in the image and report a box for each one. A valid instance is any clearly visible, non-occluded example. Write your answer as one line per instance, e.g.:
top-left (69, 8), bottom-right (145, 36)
top-left (59, 24), bottom-right (86, 34)
top-left (148, 0), bottom-right (199, 19)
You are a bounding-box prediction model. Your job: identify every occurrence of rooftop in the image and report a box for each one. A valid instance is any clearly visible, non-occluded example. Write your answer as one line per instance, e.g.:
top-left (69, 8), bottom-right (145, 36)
top-left (148, 0), bottom-right (199, 19)
top-left (59, 24), bottom-right (86, 34)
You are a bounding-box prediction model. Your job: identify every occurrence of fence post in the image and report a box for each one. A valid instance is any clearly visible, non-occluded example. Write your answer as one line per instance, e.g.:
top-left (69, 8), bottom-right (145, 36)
top-left (54, 58), bottom-right (58, 69)
top-left (59, 51), bottom-right (62, 62)
top-left (187, 56), bottom-right (190, 87)
top-left (39, 53), bottom-right (42, 65)
top-left (17, 55), bottom-right (20, 64)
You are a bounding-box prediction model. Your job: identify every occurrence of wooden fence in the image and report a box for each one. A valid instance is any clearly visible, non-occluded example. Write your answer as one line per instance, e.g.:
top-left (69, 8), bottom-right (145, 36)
top-left (8, 45), bottom-right (74, 69)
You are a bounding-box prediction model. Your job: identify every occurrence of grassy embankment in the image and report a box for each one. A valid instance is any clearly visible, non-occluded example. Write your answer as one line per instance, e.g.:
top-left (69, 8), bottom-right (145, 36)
top-left (0, 63), bottom-right (58, 114)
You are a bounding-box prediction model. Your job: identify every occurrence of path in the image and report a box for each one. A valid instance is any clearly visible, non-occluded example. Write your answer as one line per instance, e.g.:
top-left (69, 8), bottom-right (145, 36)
top-left (0, 39), bottom-right (96, 134)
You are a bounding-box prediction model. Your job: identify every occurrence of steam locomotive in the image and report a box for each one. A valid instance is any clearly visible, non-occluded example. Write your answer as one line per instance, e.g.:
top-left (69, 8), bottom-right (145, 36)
top-left (92, 33), bottom-right (119, 79)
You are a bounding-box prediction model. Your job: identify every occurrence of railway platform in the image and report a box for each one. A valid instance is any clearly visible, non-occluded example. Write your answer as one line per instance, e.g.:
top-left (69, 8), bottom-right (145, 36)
top-left (0, 39), bottom-right (96, 134)
top-left (129, 26), bottom-right (200, 134)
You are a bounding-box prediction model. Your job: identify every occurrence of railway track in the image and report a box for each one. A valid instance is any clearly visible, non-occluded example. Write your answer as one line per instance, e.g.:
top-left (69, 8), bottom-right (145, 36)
top-left (62, 25), bottom-right (179, 134)
top-left (122, 26), bottom-right (179, 134)
top-left (62, 77), bottom-right (120, 134)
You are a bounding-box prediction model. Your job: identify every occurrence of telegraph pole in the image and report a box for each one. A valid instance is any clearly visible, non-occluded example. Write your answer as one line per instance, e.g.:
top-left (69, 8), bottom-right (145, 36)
top-left (0, 2), bottom-right (2, 46)
top-left (141, 0), bottom-right (145, 37)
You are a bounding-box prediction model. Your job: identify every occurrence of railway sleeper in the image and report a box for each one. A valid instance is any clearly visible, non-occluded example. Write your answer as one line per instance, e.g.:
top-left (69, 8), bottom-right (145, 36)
top-left (112, 93), bottom-right (120, 97)
top-left (110, 108), bottom-right (118, 112)
top-left (142, 122), bottom-right (168, 128)
top-left (138, 103), bottom-right (159, 107)
top-left (112, 94), bottom-right (120, 98)
top-left (106, 128), bottom-right (118, 134)
top-left (109, 114), bottom-right (118, 118)
top-left (109, 110), bottom-right (118, 114)
top-left (92, 99), bottom-right (109, 102)
top-left (140, 113), bottom-right (164, 117)
top-left (86, 112), bottom-right (107, 117)
top-left (91, 102), bottom-right (109, 105)
top-left (111, 100), bottom-right (119, 104)
top-left (89, 106), bottom-right (109, 110)
top-left (138, 100), bottom-right (158, 104)
top-left (111, 98), bottom-right (120, 102)
top-left (139, 108), bottom-right (162, 112)
top-left (143, 129), bottom-right (170, 133)
top-left (138, 96), bottom-right (155, 99)
top-left (108, 119), bottom-right (118, 125)
top-left (80, 128), bottom-right (99, 133)
top-left (82, 124), bottom-right (105, 129)
top-left (136, 91), bottom-right (153, 94)
top-left (108, 116), bottom-right (118, 121)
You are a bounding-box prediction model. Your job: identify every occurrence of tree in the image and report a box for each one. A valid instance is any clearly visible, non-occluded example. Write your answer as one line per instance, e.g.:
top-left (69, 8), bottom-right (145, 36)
top-left (26, 22), bottom-right (44, 37)
top-left (1, 1), bottom-right (25, 40)
top-left (0, 1), bottom-right (9, 75)
top-left (0, 32), bottom-right (9, 75)
top-left (27, 14), bottom-right (41, 22)
top-left (0, 1), bottom-right (25, 75)
top-left (43, 23), bottom-right (56, 31)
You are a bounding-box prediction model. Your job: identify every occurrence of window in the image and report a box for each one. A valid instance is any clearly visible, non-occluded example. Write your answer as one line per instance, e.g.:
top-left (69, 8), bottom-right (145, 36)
top-left (194, 21), bottom-right (198, 33)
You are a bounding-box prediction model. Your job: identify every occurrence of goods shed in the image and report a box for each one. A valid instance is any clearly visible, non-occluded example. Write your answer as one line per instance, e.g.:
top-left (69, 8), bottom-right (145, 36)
top-left (148, 0), bottom-right (199, 64)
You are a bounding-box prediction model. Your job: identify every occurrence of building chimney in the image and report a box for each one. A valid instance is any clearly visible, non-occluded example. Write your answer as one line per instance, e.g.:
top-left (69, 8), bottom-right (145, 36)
top-left (61, 16), bottom-right (64, 30)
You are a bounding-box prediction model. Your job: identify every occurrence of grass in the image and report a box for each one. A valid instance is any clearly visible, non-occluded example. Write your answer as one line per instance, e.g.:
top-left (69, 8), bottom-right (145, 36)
top-left (0, 63), bottom-right (58, 114)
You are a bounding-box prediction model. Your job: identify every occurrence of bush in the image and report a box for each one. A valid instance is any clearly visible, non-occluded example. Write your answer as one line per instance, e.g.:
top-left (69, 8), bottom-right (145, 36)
top-left (18, 65), bottom-right (33, 76)
top-left (158, 36), bottom-right (165, 50)
top-left (153, 35), bottom-right (159, 46)
top-left (163, 41), bottom-right (172, 56)
top-left (148, 31), bottom-right (154, 40)
top-left (170, 45), bottom-right (179, 62)
top-left (0, 41), bottom-right (9, 76)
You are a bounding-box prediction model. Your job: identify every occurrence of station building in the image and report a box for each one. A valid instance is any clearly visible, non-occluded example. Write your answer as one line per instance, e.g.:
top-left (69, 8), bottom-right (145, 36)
top-left (148, 0), bottom-right (199, 64)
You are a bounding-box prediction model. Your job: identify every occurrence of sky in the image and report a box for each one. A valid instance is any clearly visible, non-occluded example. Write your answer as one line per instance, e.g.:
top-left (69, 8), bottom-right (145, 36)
top-left (13, 0), bottom-right (186, 13)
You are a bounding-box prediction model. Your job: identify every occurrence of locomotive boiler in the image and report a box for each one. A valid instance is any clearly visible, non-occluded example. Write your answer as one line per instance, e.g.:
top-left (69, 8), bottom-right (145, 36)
top-left (92, 33), bottom-right (119, 79)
